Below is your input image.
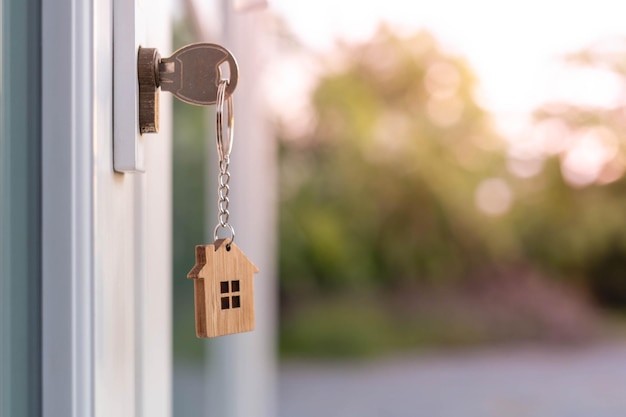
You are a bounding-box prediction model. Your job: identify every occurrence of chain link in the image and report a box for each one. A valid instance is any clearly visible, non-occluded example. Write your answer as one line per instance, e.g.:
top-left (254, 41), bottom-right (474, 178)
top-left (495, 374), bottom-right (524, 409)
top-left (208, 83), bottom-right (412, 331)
top-left (213, 155), bottom-right (236, 243)
top-left (217, 157), bottom-right (231, 227)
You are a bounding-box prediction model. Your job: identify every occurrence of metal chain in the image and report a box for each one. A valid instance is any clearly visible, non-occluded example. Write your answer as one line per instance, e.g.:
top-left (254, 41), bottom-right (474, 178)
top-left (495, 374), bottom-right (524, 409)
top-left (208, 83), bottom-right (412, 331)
top-left (217, 157), bottom-right (231, 228)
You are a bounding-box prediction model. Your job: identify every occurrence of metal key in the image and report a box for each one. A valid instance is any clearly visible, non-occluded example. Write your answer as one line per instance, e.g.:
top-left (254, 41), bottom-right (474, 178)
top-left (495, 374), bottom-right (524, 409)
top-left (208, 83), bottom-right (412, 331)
top-left (137, 43), bottom-right (239, 133)
top-left (159, 43), bottom-right (239, 106)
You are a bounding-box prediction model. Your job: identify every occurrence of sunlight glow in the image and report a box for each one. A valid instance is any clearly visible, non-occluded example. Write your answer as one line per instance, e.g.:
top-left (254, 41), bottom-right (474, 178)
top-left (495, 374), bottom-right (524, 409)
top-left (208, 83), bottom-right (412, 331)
top-left (475, 178), bottom-right (513, 216)
top-left (270, 0), bottom-right (626, 130)
top-left (561, 127), bottom-right (619, 187)
top-left (424, 62), bottom-right (461, 100)
top-left (269, 0), bottom-right (626, 117)
top-left (268, 0), bottom-right (626, 187)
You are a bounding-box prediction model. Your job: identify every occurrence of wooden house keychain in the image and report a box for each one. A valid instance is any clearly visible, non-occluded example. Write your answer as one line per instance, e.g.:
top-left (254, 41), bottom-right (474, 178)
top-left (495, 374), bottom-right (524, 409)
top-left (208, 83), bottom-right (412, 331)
top-left (187, 79), bottom-right (259, 338)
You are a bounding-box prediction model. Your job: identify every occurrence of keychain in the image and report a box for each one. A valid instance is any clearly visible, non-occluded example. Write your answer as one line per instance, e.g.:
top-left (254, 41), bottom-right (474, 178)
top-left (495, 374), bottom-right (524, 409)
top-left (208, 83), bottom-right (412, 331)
top-left (187, 79), bottom-right (259, 338)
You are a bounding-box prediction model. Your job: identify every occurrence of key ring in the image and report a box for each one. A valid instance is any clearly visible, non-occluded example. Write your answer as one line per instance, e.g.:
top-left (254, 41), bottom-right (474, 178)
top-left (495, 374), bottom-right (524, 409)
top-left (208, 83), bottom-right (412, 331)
top-left (213, 78), bottom-right (235, 246)
top-left (214, 223), bottom-right (235, 245)
top-left (216, 79), bottom-right (234, 161)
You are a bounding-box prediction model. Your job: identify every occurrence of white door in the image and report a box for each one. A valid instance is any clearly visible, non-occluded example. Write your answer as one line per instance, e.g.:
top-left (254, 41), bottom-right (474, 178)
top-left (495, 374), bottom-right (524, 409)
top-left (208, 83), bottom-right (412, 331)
top-left (41, 0), bottom-right (172, 416)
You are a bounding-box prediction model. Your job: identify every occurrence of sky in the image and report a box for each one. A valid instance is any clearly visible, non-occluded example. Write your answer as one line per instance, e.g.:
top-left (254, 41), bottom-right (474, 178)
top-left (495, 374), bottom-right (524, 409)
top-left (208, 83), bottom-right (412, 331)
top-left (267, 0), bottom-right (626, 134)
top-left (261, 0), bottom-right (626, 193)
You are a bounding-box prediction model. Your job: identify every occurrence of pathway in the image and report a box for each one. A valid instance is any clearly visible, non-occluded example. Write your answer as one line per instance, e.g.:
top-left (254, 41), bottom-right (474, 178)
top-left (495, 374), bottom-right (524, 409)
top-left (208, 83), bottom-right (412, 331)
top-left (279, 343), bottom-right (626, 417)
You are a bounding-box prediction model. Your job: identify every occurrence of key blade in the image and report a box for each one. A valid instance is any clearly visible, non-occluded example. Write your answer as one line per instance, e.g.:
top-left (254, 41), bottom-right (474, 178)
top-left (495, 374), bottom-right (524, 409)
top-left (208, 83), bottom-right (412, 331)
top-left (159, 43), bottom-right (239, 106)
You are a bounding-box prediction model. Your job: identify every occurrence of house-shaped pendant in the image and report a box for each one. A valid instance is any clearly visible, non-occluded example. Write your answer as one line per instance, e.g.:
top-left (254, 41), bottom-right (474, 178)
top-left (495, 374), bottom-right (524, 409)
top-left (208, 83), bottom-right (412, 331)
top-left (187, 239), bottom-right (259, 338)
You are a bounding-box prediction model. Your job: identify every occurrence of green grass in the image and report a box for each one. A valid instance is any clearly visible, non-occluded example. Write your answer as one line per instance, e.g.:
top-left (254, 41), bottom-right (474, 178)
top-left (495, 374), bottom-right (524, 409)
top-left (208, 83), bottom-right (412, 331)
top-left (279, 295), bottom-right (499, 359)
top-left (279, 287), bottom-right (609, 359)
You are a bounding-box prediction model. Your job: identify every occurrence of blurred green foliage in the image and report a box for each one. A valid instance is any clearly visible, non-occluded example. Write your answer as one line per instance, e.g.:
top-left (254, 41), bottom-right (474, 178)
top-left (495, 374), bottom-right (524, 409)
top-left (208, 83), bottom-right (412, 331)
top-left (279, 28), bottom-right (508, 299)
top-left (277, 28), bottom-right (626, 356)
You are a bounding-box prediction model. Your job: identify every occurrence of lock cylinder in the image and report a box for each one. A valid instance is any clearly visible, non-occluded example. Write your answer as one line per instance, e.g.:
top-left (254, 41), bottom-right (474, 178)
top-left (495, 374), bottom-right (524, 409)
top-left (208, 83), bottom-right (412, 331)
top-left (138, 47), bottom-right (161, 133)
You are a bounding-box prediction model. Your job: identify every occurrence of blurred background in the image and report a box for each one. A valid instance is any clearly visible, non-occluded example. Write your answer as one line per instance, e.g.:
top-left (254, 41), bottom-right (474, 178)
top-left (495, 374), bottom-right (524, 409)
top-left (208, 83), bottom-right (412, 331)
top-left (174, 1), bottom-right (626, 415)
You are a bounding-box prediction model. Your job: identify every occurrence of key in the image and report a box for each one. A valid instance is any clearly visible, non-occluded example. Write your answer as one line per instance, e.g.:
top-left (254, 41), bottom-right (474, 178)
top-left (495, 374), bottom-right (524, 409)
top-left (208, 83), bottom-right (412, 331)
top-left (158, 43), bottom-right (239, 106)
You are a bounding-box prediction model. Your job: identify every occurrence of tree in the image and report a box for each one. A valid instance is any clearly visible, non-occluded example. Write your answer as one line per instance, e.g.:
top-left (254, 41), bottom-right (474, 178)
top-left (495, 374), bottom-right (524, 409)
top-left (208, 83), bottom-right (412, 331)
top-left (278, 27), bottom-right (508, 299)
top-left (526, 38), bottom-right (626, 306)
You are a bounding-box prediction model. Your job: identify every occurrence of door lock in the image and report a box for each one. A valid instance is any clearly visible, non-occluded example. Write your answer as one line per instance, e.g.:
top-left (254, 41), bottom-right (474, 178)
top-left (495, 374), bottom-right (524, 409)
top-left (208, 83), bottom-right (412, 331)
top-left (138, 43), bottom-right (239, 133)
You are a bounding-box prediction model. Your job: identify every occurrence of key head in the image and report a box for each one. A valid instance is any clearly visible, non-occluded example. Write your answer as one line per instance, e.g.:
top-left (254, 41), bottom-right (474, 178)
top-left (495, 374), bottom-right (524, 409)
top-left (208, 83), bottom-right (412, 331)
top-left (159, 43), bottom-right (239, 106)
